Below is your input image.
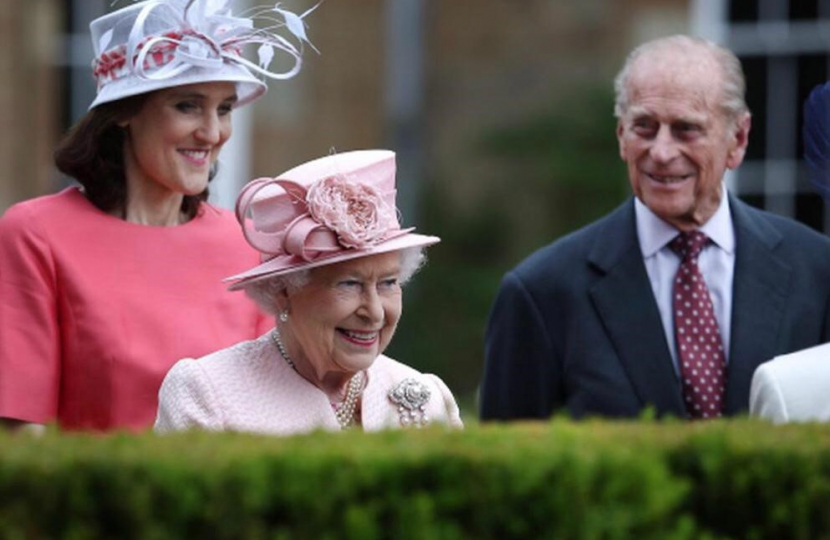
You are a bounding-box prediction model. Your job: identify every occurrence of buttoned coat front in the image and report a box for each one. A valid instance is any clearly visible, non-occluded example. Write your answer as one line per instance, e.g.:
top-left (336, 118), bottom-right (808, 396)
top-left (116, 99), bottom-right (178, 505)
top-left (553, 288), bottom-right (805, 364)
top-left (156, 333), bottom-right (463, 434)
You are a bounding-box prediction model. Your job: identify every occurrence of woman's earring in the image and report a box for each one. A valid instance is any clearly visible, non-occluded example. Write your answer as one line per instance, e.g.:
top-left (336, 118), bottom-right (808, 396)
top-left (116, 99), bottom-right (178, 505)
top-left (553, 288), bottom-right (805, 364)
top-left (279, 310), bottom-right (289, 323)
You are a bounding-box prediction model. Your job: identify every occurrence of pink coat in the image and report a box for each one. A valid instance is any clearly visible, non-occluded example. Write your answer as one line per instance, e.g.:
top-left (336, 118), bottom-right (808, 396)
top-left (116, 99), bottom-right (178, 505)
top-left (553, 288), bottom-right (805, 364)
top-left (155, 333), bottom-right (463, 435)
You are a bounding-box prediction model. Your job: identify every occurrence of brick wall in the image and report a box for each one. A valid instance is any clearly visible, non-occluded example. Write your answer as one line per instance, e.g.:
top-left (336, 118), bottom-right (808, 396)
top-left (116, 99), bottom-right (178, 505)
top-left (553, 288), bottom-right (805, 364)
top-left (246, 0), bottom-right (689, 213)
top-left (0, 0), bottom-right (61, 213)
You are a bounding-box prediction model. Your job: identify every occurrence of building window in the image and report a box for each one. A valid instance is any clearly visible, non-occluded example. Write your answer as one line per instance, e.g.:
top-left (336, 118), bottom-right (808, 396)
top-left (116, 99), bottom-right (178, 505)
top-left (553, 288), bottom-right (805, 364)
top-left (693, 0), bottom-right (830, 234)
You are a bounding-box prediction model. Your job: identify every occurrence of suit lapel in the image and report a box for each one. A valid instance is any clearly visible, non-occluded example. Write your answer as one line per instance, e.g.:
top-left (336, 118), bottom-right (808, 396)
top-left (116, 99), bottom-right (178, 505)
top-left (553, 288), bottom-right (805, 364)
top-left (587, 201), bottom-right (687, 417)
top-left (725, 196), bottom-right (790, 413)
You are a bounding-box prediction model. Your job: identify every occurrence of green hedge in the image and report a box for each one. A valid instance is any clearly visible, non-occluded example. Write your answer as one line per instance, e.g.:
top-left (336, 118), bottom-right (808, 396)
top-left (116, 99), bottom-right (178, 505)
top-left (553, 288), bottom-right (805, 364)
top-left (0, 419), bottom-right (827, 539)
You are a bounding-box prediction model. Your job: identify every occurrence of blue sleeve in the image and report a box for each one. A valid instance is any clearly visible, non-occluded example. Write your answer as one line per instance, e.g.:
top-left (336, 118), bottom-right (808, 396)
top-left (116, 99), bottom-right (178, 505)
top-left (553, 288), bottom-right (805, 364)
top-left (480, 270), bottom-right (560, 420)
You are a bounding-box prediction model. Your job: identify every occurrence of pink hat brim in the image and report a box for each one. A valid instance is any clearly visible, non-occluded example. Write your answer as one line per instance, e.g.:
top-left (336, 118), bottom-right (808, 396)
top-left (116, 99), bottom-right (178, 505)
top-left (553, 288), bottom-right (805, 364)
top-left (225, 231), bottom-right (440, 290)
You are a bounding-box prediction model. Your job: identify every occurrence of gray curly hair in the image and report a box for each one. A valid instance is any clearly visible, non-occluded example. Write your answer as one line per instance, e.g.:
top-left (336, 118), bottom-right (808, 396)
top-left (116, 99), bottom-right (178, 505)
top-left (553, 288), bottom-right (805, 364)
top-left (613, 35), bottom-right (748, 122)
top-left (243, 246), bottom-right (427, 315)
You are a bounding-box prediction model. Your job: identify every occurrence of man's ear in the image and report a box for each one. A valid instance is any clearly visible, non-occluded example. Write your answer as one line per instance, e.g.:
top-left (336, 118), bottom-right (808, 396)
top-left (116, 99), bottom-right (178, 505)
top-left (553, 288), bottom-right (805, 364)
top-left (726, 112), bottom-right (751, 170)
top-left (616, 120), bottom-right (627, 161)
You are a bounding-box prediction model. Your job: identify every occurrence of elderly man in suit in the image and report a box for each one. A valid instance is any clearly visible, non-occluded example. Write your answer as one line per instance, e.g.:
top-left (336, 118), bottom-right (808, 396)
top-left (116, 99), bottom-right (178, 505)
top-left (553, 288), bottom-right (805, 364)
top-left (481, 35), bottom-right (830, 421)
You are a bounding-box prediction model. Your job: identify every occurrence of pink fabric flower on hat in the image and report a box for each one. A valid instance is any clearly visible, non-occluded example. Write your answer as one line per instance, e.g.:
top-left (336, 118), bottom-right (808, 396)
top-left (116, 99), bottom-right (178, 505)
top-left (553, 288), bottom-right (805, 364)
top-left (306, 174), bottom-right (395, 248)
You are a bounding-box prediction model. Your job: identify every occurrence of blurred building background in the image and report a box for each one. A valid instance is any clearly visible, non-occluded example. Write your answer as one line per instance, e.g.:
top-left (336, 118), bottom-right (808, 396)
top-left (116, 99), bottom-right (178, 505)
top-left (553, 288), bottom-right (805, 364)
top-left (1, 0), bottom-right (828, 416)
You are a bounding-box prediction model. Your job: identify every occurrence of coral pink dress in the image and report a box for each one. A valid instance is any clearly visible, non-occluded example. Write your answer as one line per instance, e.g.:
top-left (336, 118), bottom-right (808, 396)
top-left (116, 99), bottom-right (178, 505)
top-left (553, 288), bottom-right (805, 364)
top-left (0, 188), bottom-right (270, 431)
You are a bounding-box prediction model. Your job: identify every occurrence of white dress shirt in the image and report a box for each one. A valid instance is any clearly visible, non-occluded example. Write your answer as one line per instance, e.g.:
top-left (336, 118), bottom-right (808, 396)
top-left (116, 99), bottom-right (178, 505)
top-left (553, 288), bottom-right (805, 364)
top-left (635, 190), bottom-right (736, 376)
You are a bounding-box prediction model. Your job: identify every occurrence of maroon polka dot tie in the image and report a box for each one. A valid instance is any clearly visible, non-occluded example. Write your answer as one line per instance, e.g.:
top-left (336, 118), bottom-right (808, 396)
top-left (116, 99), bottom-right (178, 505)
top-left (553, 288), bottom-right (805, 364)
top-left (670, 231), bottom-right (726, 419)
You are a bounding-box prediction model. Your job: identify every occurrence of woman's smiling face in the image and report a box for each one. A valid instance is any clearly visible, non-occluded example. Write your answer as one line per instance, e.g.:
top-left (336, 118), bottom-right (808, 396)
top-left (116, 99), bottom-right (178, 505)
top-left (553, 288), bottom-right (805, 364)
top-left (281, 251), bottom-right (404, 379)
top-left (122, 81), bottom-right (237, 197)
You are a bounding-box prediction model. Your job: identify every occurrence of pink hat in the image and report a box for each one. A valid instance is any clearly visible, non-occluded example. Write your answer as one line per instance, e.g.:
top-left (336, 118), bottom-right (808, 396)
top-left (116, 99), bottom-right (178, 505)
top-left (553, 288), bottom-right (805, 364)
top-left (225, 150), bottom-right (440, 289)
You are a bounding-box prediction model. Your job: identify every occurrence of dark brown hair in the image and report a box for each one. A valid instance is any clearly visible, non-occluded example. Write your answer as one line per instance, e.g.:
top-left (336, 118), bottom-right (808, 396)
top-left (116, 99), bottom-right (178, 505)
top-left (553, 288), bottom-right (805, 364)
top-left (54, 94), bottom-right (209, 220)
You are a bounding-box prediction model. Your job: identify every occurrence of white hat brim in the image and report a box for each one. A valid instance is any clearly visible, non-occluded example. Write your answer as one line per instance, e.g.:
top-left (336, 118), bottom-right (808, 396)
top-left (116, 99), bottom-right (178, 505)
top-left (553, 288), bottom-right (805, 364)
top-left (89, 64), bottom-right (267, 110)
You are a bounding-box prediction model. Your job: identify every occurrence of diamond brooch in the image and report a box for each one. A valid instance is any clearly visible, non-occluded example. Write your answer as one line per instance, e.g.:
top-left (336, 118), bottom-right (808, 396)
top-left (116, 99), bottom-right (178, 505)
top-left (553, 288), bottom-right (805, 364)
top-left (388, 378), bottom-right (431, 427)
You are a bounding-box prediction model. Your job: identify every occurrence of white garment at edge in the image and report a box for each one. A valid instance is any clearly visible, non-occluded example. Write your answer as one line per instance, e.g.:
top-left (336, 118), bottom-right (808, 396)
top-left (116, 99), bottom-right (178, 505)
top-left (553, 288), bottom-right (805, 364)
top-left (749, 343), bottom-right (830, 424)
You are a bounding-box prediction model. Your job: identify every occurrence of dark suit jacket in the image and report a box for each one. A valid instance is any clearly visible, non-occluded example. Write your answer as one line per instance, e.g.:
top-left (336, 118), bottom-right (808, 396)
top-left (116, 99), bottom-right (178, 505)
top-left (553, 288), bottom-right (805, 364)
top-left (481, 195), bottom-right (830, 420)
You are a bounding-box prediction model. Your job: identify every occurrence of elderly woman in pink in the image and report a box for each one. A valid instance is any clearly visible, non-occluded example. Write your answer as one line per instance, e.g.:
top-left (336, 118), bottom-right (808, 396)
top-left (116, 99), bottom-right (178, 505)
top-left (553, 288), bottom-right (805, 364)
top-left (155, 150), bottom-right (463, 434)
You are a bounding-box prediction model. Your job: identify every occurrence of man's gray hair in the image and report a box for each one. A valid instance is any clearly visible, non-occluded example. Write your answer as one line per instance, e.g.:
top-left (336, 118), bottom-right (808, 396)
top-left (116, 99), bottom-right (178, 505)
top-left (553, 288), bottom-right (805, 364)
top-left (243, 246), bottom-right (427, 315)
top-left (613, 35), bottom-right (748, 121)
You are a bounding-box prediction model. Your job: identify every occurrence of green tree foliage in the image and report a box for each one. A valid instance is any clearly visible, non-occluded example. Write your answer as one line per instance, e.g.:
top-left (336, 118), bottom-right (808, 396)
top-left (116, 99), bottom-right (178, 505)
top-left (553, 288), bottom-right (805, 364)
top-left (388, 87), bottom-right (627, 413)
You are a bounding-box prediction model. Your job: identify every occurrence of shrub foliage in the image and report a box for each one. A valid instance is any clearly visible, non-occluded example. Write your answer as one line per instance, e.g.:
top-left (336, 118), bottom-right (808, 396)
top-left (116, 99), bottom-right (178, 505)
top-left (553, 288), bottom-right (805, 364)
top-left (0, 419), bottom-right (827, 539)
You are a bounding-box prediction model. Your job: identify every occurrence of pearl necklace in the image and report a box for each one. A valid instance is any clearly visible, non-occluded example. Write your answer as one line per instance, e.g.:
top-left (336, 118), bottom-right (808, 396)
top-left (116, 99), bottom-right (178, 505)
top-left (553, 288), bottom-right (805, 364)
top-left (271, 328), bottom-right (364, 429)
top-left (270, 327), bottom-right (295, 369)
top-left (333, 371), bottom-right (364, 429)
